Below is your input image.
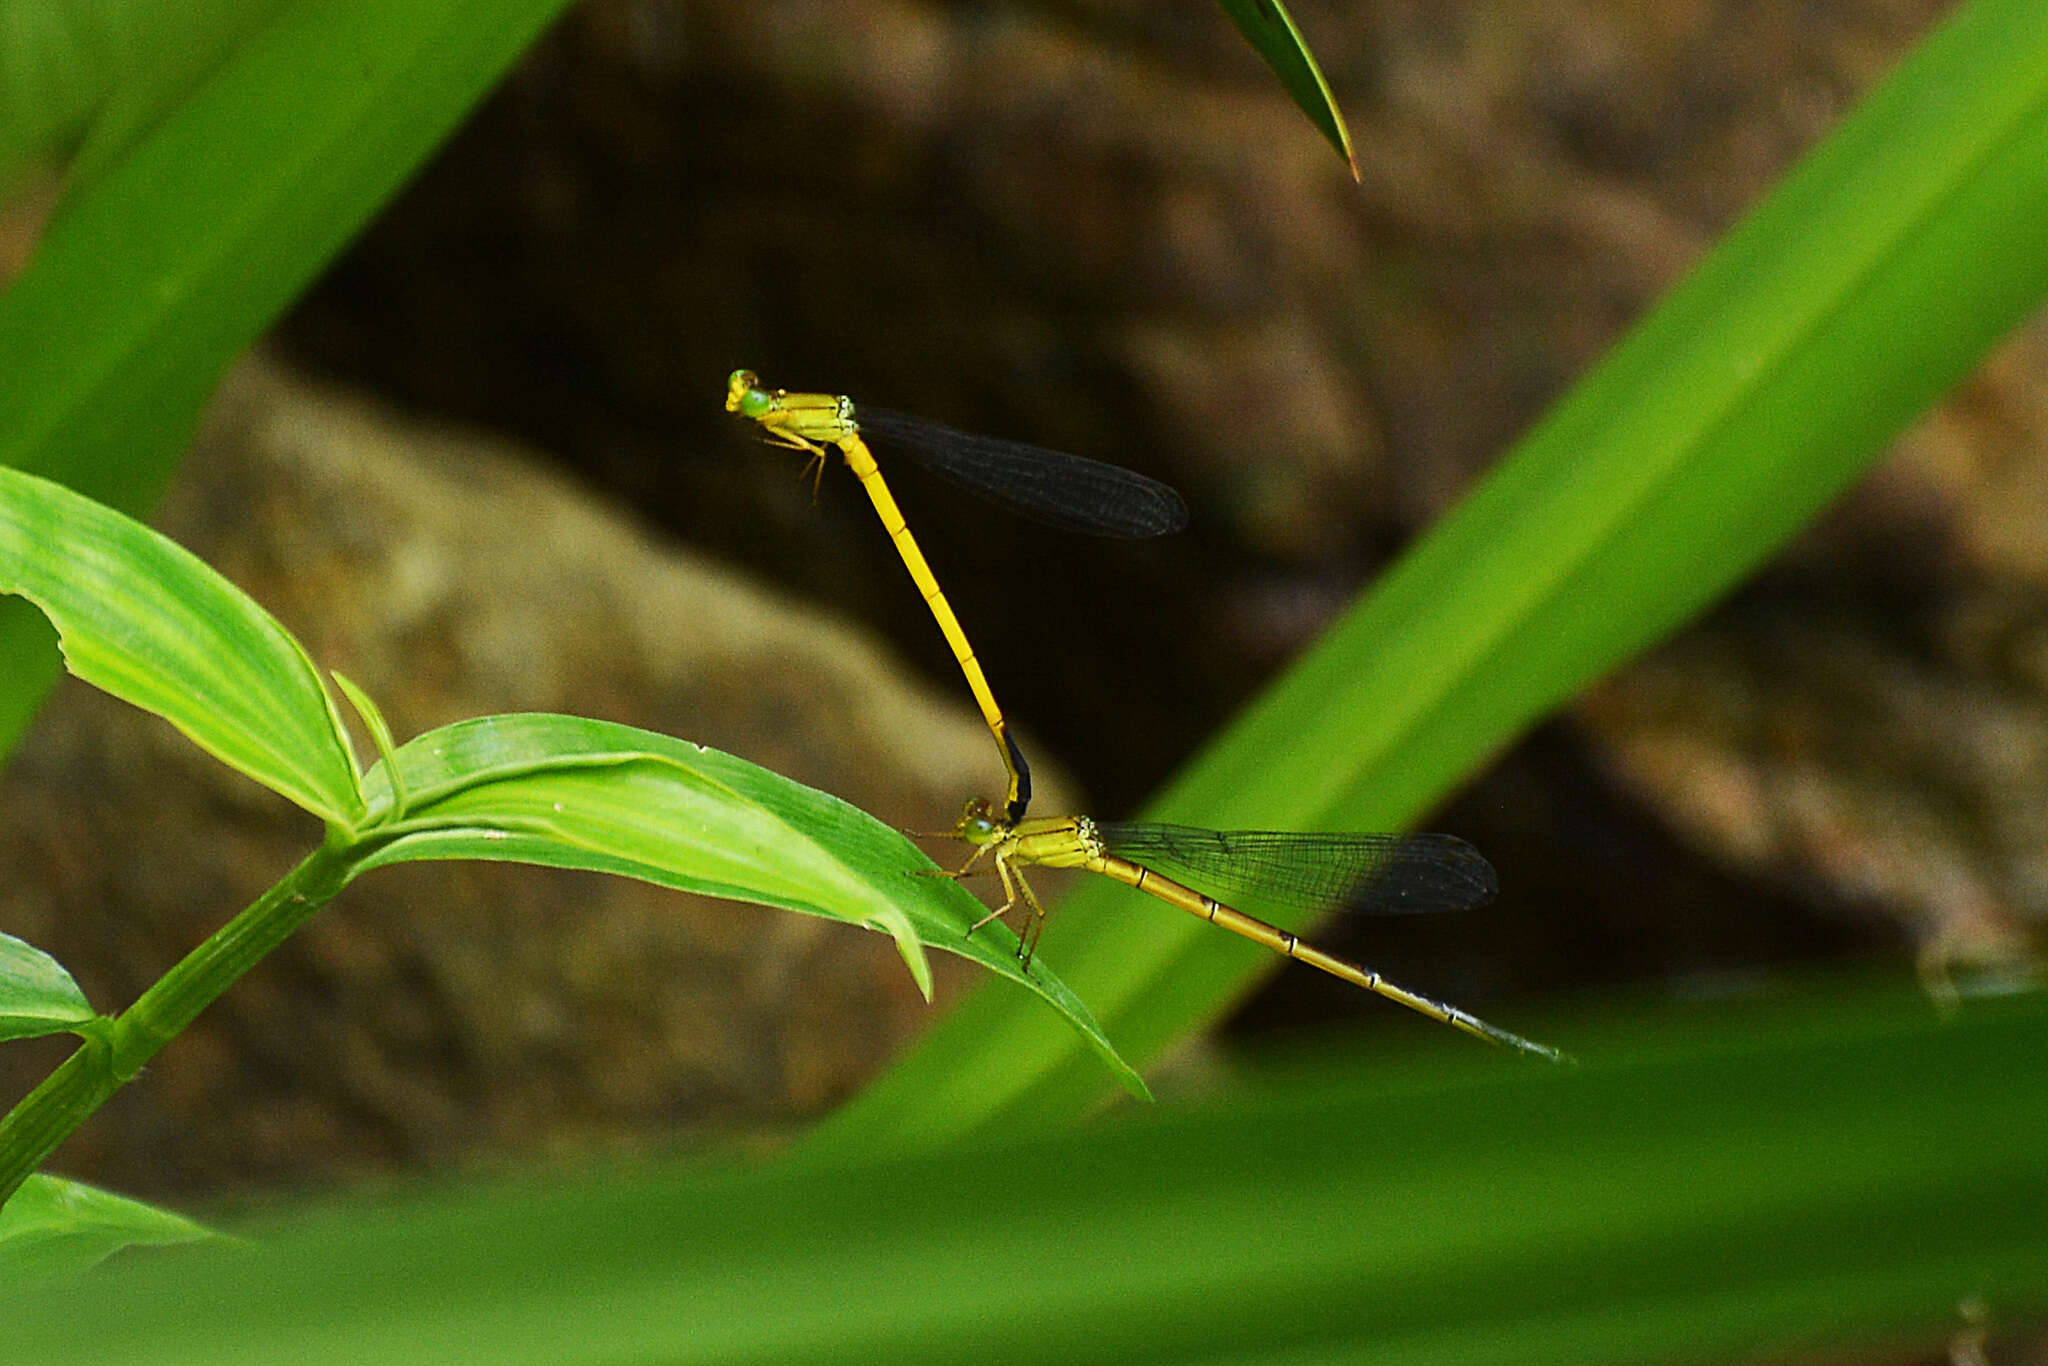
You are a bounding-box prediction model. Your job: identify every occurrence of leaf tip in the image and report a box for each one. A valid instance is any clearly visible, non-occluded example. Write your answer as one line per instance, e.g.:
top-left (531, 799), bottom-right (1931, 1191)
top-left (874, 917), bottom-right (935, 1001)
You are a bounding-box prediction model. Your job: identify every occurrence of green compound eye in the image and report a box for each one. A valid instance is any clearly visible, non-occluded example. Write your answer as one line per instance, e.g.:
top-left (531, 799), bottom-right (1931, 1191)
top-left (954, 799), bottom-right (1002, 845)
top-left (724, 369), bottom-right (768, 416)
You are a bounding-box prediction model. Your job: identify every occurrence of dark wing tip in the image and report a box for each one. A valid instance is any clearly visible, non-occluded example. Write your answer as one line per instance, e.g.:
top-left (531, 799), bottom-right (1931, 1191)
top-left (1128, 483), bottom-right (1190, 537)
top-left (1437, 835), bottom-right (1499, 904)
top-left (1371, 835), bottom-right (1498, 915)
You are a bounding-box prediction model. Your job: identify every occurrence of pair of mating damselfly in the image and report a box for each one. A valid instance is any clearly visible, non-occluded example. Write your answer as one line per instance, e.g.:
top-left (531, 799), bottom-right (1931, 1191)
top-left (726, 369), bottom-right (1562, 1062)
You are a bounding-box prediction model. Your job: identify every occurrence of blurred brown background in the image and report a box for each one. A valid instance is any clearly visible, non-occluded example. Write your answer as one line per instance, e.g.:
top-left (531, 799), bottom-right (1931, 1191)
top-left (7, 0), bottom-right (2045, 1227)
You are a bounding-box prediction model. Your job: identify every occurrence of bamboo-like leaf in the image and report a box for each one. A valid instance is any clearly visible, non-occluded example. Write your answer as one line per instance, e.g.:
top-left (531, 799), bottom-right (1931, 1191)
top-left (352, 714), bottom-right (1146, 1098)
top-left (0, 459), bottom-right (1143, 1093)
top-left (0, 0), bottom-right (576, 759)
top-left (330, 670), bottom-right (403, 814)
top-left (0, 931), bottom-right (95, 1043)
top-left (1216, 0), bottom-right (1357, 179)
top-left (0, 463), bottom-right (362, 826)
top-left (4, 985), bottom-right (2042, 1363)
top-left (0, 1173), bottom-right (216, 1282)
top-left (812, 0), bottom-right (2048, 1152)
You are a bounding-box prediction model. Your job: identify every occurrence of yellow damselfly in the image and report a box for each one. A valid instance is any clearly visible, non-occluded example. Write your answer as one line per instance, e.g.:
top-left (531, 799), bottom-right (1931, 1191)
top-left (726, 370), bottom-right (1185, 824)
top-left (943, 799), bottom-right (1566, 1062)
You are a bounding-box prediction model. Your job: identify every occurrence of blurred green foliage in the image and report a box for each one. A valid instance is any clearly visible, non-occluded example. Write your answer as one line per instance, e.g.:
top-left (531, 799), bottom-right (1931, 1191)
top-left (0, 1172), bottom-right (216, 1281)
top-left (0, 0), bottom-right (574, 755)
top-left (5, 981), bottom-right (2043, 1363)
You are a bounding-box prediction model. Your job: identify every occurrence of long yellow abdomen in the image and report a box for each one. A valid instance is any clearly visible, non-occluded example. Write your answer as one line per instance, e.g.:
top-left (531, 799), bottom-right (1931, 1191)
top-left (837, 435), bottom-right (1028, 822)
top-left (1086, 853), bottom-right (1564, 1061)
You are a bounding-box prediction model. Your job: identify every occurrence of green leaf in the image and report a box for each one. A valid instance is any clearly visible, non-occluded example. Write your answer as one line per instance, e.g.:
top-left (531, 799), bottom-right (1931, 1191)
top-left (0, 1173), bottom-right (217, 1281)
top-left (351, 714), bottom-right (1146, 1099)
top-left (0, 462), bottom-right (363, 827)
top-left (0, 462), bottom-right (1144, 1099)
top-left (0, 931), bottom-right (96, 1042)
top-left (330, 669), bottom-right (404, 814)
top-left (0, 0), bottom-right (576, 759)
top-left (2, 984), bottom-right (2041, 1362)
top-left (813, 0), bottom-right (2048, 1153)
top-left (1217, 0), bottom-right (1357, 179)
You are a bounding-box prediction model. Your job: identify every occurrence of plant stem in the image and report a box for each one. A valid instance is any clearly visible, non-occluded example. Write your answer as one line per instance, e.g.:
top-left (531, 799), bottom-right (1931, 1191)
top-left (0, 843), bottom-right (354, 1205)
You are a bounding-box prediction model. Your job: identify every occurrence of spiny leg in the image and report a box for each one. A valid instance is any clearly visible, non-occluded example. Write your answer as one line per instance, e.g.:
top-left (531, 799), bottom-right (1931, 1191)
top-left (755, 425), bottom-right (834, 496)
top-left (907, 839), bottom-right (997, 884)
top-left (1009, 860), bottom-right (1052, 969)
top-left (950, 841), bottom-right (996, 880)
top-left (968, 852), bottom-right (1021, 936)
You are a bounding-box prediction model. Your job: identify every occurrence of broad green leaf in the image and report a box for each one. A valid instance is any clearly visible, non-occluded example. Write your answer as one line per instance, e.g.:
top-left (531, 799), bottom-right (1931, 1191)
top-left (0, 452), bottom-right (1145, 1095)
top-left (351, 713), bottom-right (1146, 1099)
top-left (1217, 0), bottom-right (1356, 179)
top-left (0, 463), bottom-right (362, 826)
top-left (3, 984), bottom-right (2042, 1363)
top-left (0, 0), bottom-right (576, 760)
top-left (0, 1173), bottom-right (216, 1281)
top-left (815, 0), bottom-right (2048, 1152)
top-left (0, 931), bottom-right (95, 1042)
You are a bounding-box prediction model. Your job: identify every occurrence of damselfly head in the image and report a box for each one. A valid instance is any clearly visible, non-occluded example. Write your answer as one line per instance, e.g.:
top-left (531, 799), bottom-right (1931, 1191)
top-left (953, 797), bottom-right (1003, 847)
top-left (725, 369), bottom-right (769, 417)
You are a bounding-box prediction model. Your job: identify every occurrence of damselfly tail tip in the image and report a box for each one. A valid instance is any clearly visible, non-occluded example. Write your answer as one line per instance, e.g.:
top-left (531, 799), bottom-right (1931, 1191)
top-left (1463, 1010), bottom-right (1570, 1064)
top-left (1505, 1034), bottom-right (1573, 1065)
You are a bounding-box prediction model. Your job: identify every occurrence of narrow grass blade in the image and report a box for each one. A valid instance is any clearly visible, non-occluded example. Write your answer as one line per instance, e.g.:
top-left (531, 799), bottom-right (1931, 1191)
top-left (0, 0), bottom-right (575, 759)
top-left (0, 1), bottom-right (294, 195)
top-left (1217, 0), bottom-right (1357, 178)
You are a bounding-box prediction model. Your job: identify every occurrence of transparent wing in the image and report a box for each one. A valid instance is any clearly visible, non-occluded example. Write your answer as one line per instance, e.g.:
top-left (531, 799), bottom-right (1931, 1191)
top-left (1094, 824), bottom-right (1497, 918)
top-left (857, 406), bottom-right (1187, 538)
